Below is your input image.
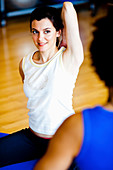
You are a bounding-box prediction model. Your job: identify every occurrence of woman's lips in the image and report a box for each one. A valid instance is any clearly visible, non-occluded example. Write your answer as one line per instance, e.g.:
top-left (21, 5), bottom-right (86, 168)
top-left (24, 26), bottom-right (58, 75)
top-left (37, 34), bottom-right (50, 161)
top-left (38, 42), bottom-right (47, 46)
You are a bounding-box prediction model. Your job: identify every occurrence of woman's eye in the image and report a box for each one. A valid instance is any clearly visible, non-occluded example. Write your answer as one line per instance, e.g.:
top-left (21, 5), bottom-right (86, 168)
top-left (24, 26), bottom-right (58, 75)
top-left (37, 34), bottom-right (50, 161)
top-left (32, 30), bottom-right (38, 34)
top-left (44, 30), bottom-right (50, 34)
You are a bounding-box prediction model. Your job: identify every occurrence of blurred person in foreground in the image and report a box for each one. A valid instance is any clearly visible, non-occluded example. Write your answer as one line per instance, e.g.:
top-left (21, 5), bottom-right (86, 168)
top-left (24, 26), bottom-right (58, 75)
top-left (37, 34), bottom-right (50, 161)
top-left (34, 3), bottom-right (113, 170)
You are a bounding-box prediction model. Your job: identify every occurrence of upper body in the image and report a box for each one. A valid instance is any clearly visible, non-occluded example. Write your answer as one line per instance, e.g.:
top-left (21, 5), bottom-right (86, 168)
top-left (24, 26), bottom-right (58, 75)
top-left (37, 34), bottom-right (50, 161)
top-left (34, 105), bottom-right (113, 170)
top-left (21, 46), bottom-right (78, 136)
top-left (19, 2), bottom-right (84, 138)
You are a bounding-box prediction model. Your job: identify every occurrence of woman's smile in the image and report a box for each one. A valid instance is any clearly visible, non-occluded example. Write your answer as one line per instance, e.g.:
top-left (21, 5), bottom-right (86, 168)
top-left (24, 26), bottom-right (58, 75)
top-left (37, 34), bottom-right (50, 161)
top-left (38, 42), bottom-right (47, 46)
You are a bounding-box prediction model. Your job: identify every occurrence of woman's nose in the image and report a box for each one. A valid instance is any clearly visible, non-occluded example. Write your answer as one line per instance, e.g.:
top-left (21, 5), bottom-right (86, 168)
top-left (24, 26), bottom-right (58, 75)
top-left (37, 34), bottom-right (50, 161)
top-left (38, 32), bottom-right (44, 41)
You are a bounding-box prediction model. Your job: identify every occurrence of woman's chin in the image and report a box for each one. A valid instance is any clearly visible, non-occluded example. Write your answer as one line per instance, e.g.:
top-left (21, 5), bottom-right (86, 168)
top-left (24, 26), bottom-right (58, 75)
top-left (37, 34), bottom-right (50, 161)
top-left (37, 45), bottom-right (47, 52)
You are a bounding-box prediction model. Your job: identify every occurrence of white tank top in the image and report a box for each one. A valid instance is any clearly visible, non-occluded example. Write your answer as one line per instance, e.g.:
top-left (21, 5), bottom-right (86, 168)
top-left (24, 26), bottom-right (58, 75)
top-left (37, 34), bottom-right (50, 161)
top-left (22, 47), bottom-right (79, 135)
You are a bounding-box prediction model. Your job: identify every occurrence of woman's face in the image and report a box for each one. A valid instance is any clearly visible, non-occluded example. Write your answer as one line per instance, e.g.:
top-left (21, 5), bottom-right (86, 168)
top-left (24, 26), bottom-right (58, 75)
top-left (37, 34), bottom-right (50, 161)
top-left (31, 18), bottom-right (61, 52)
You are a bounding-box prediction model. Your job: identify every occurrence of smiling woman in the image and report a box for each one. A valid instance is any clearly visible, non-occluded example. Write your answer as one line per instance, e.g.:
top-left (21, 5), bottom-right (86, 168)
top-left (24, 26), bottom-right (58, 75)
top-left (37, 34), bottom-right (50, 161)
top-left (31, 18), bottom-right (61, 58)
top-left (0, 2), bottom-right (84, 168)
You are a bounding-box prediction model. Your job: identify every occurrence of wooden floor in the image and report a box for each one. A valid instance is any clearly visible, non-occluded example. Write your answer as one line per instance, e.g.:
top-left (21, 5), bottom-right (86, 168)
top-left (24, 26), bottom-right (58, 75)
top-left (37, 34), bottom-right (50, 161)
top-left (0, 5), bottom-right (108, 134)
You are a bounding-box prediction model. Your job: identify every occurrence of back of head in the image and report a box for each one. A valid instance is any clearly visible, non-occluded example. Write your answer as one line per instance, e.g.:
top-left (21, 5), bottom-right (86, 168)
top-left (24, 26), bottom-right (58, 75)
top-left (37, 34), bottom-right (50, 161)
top-left (90, 4), bottom-right (113, 88)
top-left (30, 6), bottom-right (63, 32)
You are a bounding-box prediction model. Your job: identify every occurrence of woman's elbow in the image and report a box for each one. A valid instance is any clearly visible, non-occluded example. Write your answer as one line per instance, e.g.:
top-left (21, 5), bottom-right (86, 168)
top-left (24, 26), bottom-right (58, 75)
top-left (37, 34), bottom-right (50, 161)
top-left (63, 1), bottom-right (74, 9)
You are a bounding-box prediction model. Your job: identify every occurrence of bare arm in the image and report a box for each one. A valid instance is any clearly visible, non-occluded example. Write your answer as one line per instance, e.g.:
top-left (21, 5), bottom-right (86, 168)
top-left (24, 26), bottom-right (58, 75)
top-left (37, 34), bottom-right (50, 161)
top-left (61, 2), bottom-right (84, 74)
top-left (19, 59), bottom-right (24, 83)
top-left (34, 113), bottom-right (83, 170)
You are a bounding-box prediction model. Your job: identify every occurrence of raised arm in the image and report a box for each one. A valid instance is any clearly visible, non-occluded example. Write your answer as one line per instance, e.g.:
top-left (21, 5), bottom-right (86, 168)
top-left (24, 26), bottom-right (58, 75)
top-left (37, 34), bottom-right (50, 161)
top-left (61, 2), bottom-right (84, 74)
top-left (34, 113), bottom-right (83, 170)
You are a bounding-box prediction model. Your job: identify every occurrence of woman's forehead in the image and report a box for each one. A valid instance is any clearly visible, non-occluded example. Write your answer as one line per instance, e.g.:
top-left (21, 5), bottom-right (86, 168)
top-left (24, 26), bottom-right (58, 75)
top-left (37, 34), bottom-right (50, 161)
top-left (31, 18), bottom-right (54, 29)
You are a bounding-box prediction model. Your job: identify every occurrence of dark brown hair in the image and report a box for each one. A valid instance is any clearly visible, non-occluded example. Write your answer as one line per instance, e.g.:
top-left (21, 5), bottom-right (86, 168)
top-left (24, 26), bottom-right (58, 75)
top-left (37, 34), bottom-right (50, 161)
top-left (30, 7), bottom-right (63, 32)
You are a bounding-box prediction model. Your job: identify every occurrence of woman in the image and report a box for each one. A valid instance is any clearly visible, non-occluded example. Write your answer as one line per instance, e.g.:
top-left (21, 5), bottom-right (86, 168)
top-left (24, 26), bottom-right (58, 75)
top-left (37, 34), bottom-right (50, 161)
top-left (34, 3), bottom-right (113, 170)
top-left (0, 2), bottom-right (83, 167)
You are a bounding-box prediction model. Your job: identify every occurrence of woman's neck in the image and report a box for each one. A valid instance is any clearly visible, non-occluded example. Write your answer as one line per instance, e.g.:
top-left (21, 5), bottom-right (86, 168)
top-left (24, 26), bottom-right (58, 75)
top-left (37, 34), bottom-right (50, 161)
top-left (39, 47), bottom-right (58, 63)
top-left (33, 46), bottom-right (58, 64)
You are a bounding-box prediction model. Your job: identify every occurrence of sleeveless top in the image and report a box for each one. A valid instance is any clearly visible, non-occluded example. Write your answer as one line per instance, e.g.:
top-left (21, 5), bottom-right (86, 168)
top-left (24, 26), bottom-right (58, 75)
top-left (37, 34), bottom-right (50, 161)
top-left (75, 106), bottom-right (113, 170)
top-left (22, 47), bottom-right (79, 135)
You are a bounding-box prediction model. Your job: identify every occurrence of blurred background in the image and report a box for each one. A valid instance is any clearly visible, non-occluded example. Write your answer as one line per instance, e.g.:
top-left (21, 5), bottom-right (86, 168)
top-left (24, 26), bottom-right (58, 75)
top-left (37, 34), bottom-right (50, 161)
top-left (0, 0), bottom-right (109, 133)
